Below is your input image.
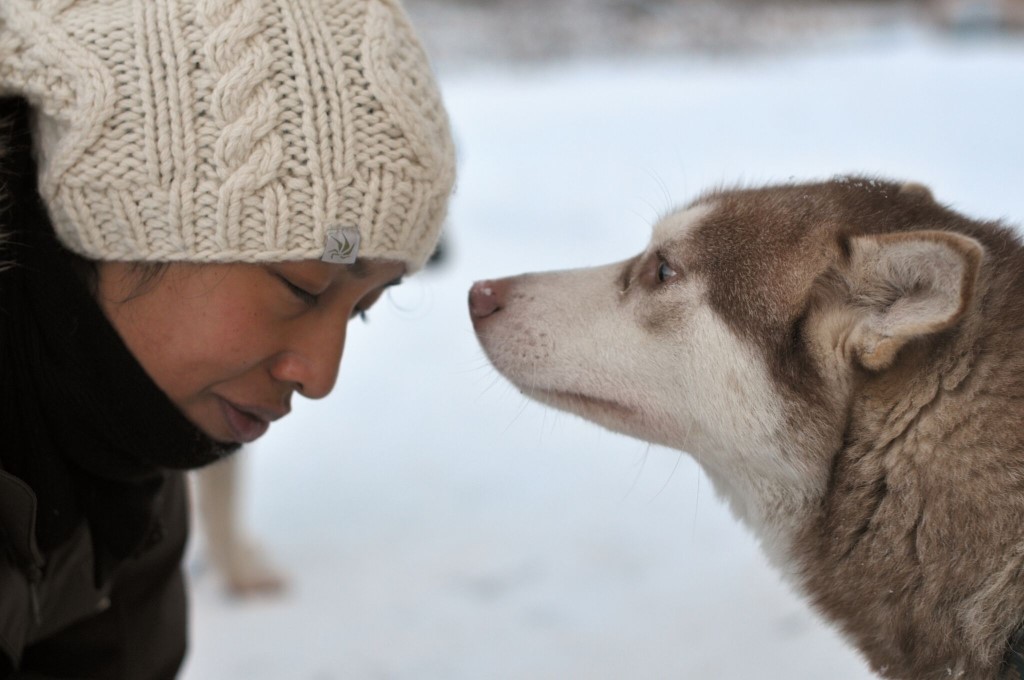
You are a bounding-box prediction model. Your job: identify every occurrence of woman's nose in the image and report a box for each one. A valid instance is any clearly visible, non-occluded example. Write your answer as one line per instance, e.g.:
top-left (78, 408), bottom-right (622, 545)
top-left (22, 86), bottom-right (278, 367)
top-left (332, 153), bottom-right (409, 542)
top-left (270, 321), bottom-right (347, 400)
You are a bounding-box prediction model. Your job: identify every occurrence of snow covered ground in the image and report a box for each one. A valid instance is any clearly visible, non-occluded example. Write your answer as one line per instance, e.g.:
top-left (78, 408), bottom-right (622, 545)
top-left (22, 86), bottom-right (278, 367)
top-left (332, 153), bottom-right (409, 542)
top-left (180, 28), bottom-right (1024, 680)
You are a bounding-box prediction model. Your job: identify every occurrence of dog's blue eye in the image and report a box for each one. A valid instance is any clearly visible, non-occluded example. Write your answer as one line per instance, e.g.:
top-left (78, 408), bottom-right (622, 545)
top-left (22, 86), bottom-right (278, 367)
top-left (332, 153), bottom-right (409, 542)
top-left (657, 261), bottom-right (677, 283)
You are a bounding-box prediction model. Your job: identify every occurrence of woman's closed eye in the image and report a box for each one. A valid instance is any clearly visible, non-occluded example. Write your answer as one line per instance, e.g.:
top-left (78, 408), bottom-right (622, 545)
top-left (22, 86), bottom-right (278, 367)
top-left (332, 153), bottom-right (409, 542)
top-left (280, 276), bottom-right (320, 306)
top-left (350, 276), bottom-right (402, 323)
top-left (281, 277), bottom-right (373, 322)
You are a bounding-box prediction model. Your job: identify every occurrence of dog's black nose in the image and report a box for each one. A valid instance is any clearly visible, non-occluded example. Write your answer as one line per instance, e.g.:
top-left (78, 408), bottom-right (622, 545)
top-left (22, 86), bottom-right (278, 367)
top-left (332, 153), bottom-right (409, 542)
top-left (468, 279), bottom-right (507, 320)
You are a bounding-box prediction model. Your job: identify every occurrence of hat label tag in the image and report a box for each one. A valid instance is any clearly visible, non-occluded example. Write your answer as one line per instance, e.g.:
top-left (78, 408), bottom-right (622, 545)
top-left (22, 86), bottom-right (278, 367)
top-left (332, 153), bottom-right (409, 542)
top-left (322, 227), bottom-right (360, 264)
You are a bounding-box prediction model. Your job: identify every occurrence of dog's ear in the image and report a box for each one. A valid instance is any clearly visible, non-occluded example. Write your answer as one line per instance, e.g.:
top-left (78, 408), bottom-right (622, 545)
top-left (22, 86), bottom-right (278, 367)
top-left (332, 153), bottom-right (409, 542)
top-left (844, 230), bottom-right (983, 371)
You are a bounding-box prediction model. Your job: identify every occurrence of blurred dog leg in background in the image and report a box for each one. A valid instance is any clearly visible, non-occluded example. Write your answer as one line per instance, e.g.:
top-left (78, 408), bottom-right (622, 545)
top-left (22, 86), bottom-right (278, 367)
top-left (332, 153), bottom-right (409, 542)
top-left (193, 455), bottom-right (286, 597)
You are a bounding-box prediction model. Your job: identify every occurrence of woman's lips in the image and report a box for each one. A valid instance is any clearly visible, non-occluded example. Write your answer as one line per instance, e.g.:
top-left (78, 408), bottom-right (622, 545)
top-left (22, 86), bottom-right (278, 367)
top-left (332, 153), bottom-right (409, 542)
top-left (219, 399), bottom-right (275, 444)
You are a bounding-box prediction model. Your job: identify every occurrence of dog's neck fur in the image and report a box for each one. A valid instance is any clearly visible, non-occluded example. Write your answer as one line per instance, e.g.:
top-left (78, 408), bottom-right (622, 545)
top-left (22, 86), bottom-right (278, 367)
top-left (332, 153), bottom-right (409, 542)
top-left (698, 443), bottom-right (826, 577)
top-left (694, 258), bottom-right (1024, 679)
top-left (768, 268), bottom-right (1024, 680)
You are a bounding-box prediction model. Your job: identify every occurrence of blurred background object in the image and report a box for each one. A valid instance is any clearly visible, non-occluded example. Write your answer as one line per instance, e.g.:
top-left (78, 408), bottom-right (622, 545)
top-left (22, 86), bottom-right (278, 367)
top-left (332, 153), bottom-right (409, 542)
top-left (402, 0), bottom-right (1024, 63)
top-left (193, 456), bottom-right (287, 597)
top-left (929, 0), bottom-right (1024, 31)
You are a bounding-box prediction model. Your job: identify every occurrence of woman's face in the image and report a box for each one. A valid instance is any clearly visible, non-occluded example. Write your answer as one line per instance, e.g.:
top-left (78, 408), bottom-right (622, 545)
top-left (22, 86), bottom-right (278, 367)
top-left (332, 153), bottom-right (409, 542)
top-left (96, 259), bottom-right (405, 445)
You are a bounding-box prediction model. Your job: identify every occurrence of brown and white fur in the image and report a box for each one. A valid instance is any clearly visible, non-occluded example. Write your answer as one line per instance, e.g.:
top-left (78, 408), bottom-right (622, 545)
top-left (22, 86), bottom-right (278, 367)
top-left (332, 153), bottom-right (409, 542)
top-left (468, 177), bottom-right (1024, 679)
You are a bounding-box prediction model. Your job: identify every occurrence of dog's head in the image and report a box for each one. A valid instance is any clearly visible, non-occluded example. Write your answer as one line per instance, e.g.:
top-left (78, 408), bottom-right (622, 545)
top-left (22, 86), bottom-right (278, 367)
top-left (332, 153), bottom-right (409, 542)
top-left (470, 176), bottom-right (983, 525)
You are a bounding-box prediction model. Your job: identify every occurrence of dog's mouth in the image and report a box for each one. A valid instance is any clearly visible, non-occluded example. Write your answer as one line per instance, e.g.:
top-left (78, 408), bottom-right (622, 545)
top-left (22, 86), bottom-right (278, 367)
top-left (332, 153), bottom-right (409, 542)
top-left (526, 387), bottom-right (636, 420)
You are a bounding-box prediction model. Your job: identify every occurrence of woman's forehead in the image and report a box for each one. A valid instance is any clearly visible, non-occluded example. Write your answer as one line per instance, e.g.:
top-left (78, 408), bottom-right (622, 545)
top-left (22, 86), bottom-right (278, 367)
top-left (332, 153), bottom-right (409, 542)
top-left (275, 258), bottom-right (405, 282)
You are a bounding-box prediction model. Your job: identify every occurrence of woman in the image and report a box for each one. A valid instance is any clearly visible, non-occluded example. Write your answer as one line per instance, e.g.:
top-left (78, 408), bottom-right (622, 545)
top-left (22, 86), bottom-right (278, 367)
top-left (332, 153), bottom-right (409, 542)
top-left (0, 0), bottom-right (455, 677)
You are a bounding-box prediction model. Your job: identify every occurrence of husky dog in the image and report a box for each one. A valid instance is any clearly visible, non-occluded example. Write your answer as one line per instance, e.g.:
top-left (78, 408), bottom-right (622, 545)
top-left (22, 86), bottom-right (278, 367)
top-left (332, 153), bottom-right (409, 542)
top-left (469, 177), bottom-right (1024, 679)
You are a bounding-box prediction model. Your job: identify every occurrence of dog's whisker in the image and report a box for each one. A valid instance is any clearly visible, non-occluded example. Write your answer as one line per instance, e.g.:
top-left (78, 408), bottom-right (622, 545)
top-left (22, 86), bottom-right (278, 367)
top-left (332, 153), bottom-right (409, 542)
top-left (501, 395), bottom-right (533, 433)
top-left (621, 442), bottom-right (653, 502)
top-left (650, 449), bottom-right (683, 504)
top-left (538, 404), bottom-right (551, 446)
top-left (475, 371), bottom-right (507, 399)
top-left (483, 370), bottom-right (504, 388)
top-left (691, 463), bottom-right (702, 543)
top-left (455, 358), bottom-right (500, 376)
top-left (643, 166), bottom-right (678, 221)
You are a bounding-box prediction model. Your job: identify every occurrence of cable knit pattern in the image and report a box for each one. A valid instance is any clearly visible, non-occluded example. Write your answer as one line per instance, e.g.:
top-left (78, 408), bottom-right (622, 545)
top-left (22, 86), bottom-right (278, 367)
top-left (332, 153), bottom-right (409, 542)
top-left (0, 0), bottom-right (455, 270)
top-left (199, 0), bottom-right (285, 256)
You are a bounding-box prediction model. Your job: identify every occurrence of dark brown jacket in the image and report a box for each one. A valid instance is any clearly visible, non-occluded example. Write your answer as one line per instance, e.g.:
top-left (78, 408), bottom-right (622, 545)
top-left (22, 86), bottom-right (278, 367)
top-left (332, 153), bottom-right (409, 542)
top-left (0, 469), bottom-right (189, 679)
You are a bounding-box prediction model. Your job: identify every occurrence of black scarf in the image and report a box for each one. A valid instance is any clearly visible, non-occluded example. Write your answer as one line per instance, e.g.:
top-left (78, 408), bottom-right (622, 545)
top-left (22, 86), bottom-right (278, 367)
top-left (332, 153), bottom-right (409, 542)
top-left (1, 100), bottom-right (237, 572)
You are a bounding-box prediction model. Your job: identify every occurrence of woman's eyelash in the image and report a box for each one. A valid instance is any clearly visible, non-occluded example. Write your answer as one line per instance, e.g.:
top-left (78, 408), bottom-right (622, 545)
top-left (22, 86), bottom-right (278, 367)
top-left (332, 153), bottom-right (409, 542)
top-left (278, 275), bottom-right (372, 323)
top-left (280, 277), bottom-right (319, 306)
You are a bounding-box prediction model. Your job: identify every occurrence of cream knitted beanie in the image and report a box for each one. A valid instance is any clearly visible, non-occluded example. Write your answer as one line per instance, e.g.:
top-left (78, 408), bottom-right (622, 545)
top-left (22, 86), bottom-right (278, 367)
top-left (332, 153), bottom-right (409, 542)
top-left (0, 0), bottom-right (455, 272)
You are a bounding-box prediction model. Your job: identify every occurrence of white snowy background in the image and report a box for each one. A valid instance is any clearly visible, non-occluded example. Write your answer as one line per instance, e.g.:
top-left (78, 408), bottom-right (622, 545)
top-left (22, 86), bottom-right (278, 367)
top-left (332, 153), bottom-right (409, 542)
top-left (181, 11), bottom-right (1024, 680)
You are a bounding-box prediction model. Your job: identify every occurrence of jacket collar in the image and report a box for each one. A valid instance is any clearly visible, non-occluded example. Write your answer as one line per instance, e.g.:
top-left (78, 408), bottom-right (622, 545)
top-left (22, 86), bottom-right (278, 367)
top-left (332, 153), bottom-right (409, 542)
top-left (0, 471), bottom-right (44, 571)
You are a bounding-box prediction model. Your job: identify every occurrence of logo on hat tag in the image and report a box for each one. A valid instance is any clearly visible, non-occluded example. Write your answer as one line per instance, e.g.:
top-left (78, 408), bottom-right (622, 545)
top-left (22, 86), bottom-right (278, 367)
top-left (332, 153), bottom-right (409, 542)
top-left (322, 227), bottom-right (360, 264)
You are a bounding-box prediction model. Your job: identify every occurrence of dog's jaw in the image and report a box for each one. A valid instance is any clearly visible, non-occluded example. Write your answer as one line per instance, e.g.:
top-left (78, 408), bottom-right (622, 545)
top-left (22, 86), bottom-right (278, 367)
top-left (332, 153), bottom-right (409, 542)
top-left (525, 387), bottom-right (638, 422)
